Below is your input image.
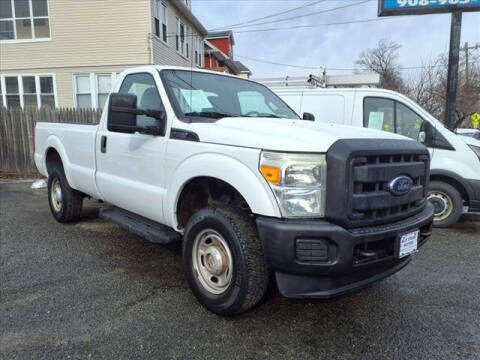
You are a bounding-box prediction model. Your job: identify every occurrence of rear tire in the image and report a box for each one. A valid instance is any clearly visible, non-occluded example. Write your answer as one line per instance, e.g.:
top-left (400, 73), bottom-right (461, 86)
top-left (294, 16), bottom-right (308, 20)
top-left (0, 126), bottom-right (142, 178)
top-left (428, 181), bottom-right (463, 228)
top-left (182, 206), bottom-right (269, 316)
top-left (48, 165), bottom-right (83, 223)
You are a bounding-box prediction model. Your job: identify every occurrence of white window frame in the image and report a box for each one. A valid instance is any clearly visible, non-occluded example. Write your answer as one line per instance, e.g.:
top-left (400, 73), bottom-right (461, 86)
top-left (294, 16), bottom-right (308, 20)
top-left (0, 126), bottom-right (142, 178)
top-left (0, 73), bottom-right (57, 108)
top-left (160, 2), bottom-right (167, 43)
top-left (176, 18), bottom-right (186, 56)
top-left (153, 1), bottom-right (167, 44)
top-left (73, 73), bottom-right (118, 109)
top-left (0, 0), bottom-right (52, 44)
top-left (195, 36), bottom-right (203, 67)
top-left (185, 26), bottom-right (189, 59)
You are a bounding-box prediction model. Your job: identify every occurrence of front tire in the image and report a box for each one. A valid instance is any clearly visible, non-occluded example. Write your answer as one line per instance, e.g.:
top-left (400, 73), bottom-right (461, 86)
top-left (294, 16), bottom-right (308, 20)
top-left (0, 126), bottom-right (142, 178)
top-left (428, 181), bottom-right (463, 228)
top-left (48, 165), bottom-right (83, 223)
top-left (182, 206), bottom-right (269, 316)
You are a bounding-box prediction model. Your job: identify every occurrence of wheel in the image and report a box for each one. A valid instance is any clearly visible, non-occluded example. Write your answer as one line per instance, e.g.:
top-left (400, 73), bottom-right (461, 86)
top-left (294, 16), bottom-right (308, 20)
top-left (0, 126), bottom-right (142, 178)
top-left (182, 206), bottom-right (269, 315)
top-left (47, 165), bottom-right (83, 223)
top-left (427, 181), bottom-right (463, 228)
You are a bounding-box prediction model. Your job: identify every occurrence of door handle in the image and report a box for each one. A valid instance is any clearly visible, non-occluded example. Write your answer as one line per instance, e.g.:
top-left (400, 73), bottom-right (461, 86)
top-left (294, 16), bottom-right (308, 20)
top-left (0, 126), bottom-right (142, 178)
top-left (101, 136), bottom-right (107, 153)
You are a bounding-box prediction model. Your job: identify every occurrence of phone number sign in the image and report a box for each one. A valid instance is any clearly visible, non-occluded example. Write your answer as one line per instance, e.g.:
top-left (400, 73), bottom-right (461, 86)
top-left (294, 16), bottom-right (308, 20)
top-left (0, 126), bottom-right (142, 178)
top-left (379, 0), bottom-right (480, 16)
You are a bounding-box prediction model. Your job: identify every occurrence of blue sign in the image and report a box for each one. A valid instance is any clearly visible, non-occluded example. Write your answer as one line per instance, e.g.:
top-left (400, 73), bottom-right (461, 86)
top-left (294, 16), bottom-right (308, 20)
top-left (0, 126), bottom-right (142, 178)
top-left (379, 0), bottom-right (480, 16)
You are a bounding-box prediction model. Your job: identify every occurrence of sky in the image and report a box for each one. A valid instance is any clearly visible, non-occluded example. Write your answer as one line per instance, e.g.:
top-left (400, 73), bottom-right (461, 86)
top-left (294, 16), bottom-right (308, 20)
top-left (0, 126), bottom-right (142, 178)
top-left (192, 0), bottom-right (480, 79)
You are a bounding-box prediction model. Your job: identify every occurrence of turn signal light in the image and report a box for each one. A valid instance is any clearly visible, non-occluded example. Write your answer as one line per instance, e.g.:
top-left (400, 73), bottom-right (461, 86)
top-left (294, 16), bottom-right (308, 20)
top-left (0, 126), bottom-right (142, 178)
top-left (260, 165), bottom-right (281, 184)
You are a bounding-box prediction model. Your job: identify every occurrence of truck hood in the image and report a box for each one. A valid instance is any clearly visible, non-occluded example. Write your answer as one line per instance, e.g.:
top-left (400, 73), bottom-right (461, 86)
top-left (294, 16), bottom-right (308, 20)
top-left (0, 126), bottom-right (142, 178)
top-left (459, 134), bottom-right (480, 147)
top-left (180, 117), bottom-right (411, 152)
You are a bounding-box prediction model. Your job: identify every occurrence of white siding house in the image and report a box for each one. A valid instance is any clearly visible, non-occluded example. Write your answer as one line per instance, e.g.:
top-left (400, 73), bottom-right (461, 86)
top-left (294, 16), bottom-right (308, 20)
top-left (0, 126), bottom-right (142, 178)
top-left (0, 0), bottom-right (207, 109)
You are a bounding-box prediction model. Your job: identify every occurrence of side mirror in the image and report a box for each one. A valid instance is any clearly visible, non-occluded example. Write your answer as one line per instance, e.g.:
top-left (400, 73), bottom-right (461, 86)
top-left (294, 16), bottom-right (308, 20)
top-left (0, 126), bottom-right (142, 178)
top-left (418, 131), bottom-right (426, 144)
top-left (420, 121), bottom-right (434, 146)
top-left (108, 93), bottom-right (137, 133)
top-left (108, 93), bottom-right (166, 136)
top-left (303, 112), bottom-right (315, 121)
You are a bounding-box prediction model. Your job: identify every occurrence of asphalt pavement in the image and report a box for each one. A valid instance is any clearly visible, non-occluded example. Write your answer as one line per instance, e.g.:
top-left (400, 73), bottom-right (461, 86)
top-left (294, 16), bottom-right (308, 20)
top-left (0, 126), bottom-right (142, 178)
top-left (1, 182), bottom-right (479, 360)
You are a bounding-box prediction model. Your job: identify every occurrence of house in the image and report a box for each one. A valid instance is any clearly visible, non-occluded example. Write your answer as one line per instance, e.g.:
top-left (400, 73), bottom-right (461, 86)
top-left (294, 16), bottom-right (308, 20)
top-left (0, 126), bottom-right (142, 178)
top-left (0, 0), bottom-right (207, 109)
top-left (204, 30), bottom-right (251, 78)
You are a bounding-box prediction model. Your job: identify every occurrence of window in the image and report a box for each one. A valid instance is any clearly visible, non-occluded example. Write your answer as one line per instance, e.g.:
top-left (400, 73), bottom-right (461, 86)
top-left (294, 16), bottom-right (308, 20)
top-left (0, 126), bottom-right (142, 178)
top-left (5, 76), bottom-right (20, 108)
top-left (395, 102), bottom-right (424, 140)
top-left (74, 73), bottom-right (116, 109)
top-left (22, 75), bottom-right (36, 107)
top-left (364, 97), bottom-right (395, 133)
top-left (162, 70), bottom-right (299, 121)
top-left (364, 97), bottom-right (425, 140)
top-left (40, 76), bottom-right (54, 107)
top-left (175, 17), bottom-right (179, 51)
top-left (74, 75), bottom-right (91, 109)
top-left (176, 18), bottom-right (185, 55)
top-left (0, 0), bottom-right (50, 41)
top-left (118, 73), bottom-right (164, 128)
top-left (153, 1), bottom-right (167, 43)
top-left (238, 91), bottom-right (279, 116)
top-left (195, 36), bottom-right (203, 67)
top-left (185, 26), bottom-right (189, 58)
top-left (96, 74), bottom-right (112, 109)
top-left (0, 74), bottom-right (55, 108)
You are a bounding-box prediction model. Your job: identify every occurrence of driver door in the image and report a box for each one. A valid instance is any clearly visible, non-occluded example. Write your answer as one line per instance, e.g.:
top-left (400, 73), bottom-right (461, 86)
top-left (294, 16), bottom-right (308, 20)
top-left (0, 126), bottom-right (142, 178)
top-left (95, 72), bottom-right (168, 224)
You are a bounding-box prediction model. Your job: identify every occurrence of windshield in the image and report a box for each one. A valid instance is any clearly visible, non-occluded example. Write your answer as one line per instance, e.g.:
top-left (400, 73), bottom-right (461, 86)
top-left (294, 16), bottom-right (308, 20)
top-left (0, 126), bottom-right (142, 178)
top-left (161, 70), bottom-right (299, 121)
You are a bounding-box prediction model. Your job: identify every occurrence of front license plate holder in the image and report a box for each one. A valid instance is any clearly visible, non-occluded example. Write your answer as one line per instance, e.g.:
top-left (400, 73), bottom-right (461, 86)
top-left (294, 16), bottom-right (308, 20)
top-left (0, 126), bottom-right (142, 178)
top-left (395, 230), bottom-right (419, 259)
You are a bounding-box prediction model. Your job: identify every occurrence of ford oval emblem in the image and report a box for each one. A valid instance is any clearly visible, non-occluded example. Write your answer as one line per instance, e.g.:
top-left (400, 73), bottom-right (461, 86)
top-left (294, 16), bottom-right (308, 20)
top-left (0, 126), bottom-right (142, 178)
top-left (388, 176), bottom-right (413, 196)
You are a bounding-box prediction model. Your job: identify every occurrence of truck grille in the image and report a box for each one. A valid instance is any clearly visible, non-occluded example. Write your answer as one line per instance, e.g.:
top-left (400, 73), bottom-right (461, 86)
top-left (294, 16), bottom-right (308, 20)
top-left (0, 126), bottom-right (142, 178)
top-left (326, 139), bottom-right (430, 229)
top-left (350, 153), bottom-right (429, 225)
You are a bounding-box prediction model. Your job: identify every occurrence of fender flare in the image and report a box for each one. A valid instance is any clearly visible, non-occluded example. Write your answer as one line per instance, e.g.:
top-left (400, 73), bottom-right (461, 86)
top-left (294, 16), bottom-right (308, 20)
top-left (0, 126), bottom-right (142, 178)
top-left (429, 169), bottom-right (473, 202)
top-left (43, 135), bottom-right (75, 186)
top-left (165, 152), bottom-right (281, 230)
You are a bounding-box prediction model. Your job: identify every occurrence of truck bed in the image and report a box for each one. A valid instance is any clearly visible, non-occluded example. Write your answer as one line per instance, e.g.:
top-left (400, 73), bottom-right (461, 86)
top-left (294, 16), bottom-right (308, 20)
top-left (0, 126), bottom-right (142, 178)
top-left (34, 122), bottom-right (101, 199)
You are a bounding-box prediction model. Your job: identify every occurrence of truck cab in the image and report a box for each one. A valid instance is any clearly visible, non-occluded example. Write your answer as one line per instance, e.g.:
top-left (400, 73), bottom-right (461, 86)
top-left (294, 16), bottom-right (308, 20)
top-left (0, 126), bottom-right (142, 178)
top-left (275, 87), bottom-right (480, 227)
top-left (35, 66), bottom-right (434, 315)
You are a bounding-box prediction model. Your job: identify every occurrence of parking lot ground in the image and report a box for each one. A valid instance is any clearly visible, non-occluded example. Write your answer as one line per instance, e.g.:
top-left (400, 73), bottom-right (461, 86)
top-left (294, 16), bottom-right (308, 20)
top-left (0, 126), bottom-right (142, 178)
top-left (1, 182), bottom-right (479, 360)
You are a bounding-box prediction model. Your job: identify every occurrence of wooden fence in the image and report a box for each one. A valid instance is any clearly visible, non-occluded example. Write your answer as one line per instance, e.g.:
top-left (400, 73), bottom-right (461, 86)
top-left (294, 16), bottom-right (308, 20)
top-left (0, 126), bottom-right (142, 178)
top-left (0, 107), bottom-right (101, 175)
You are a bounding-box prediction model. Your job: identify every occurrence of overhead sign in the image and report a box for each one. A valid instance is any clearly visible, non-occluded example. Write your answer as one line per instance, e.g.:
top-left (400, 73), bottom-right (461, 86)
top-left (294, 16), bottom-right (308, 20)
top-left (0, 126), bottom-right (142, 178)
top-left (379, 0), bottom-right (480, 16)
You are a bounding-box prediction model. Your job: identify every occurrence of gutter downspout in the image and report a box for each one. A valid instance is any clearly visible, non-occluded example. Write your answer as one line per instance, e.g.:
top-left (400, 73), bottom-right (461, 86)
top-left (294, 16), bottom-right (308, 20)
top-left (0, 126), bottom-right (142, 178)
top-left (148, 33), bottom-right (154, 64)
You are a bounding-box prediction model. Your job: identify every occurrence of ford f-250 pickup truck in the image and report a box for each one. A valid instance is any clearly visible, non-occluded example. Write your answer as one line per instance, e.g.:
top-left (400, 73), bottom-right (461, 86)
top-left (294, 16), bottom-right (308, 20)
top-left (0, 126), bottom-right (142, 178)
top-left (35, 66), bottom-right (434, 315)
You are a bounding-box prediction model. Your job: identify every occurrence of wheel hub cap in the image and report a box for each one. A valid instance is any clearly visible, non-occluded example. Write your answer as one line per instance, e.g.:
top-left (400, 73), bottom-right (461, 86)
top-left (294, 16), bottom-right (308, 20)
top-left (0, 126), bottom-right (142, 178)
top-left (428, 191), bottom-right (452, 221)
top-left (204, 247), bottom-right (226, 275)
top-left (192, 229), bottom-right (233, 295)
top-left (50, 178), bottom-right (63, 212)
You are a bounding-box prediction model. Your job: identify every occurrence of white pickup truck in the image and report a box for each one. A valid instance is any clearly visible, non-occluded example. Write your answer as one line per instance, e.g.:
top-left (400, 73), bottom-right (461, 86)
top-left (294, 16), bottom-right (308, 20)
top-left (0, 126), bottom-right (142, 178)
top-left (35, 66), bottom-right (434, 315)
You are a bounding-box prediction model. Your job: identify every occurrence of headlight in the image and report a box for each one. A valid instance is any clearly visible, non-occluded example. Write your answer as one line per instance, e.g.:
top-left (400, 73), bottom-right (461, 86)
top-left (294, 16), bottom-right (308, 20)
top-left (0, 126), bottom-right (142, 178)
top-left (469, 145), bottom-right (480, 161)
top-left (259, 151), bottom-right (327, 218)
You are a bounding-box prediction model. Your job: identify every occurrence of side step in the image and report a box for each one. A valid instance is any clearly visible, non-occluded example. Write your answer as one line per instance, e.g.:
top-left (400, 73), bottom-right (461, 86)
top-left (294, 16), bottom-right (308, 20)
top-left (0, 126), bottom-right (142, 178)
top-left (99, 207), bottom-right (181, 244)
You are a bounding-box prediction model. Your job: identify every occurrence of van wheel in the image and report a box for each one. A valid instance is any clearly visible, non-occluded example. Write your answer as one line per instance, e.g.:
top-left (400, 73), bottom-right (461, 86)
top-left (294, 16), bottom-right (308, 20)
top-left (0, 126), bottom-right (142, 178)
top-left (428, 181), bottom-right (463, 228)
top-left (48, 165), bottom-right (83, 223)
top-left (182, 206), bottom-right (268, 316)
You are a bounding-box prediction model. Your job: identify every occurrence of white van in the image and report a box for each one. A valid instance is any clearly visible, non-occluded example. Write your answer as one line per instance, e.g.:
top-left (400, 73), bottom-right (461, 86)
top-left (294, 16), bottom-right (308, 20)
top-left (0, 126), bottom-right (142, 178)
top-left (274, 88), bottom-right (480, 227)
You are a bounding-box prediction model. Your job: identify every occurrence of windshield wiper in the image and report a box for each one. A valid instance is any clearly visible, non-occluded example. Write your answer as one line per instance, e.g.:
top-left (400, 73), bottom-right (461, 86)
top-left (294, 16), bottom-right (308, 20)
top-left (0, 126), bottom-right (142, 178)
top-left (245, 114), bottom-right (283, 119)
top-left (184, 111), bottom-right (239, 119)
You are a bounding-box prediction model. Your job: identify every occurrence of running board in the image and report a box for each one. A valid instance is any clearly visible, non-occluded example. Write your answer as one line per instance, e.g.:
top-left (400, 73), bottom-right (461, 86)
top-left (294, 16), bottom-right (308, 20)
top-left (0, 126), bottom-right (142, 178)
top-left (99, 207), bottom-right (181, 244)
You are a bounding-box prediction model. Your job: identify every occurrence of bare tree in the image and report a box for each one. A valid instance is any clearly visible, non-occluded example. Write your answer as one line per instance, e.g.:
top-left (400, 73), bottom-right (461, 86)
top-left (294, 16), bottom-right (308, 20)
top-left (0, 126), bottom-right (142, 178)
top-left (355, 40), bottom-right (404, 91)
top-left (406, 51), bottom-right (480, 127)
top-left (405, 57), bottom-right (447, 120)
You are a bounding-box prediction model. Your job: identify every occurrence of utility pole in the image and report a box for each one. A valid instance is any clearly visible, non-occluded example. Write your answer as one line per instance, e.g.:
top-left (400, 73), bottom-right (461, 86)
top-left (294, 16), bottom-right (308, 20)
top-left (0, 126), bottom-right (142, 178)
top-left (462, 42), bottom-right (480, 85)
top-left (445, 11), bottom-right (462, 131)
top-left (465, 42), bottom-right (469, 84)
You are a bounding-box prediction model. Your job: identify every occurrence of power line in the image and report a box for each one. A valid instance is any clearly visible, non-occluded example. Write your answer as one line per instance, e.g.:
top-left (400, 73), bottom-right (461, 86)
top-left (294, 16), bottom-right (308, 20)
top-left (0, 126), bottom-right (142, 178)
top-left (235, 54), bottom-right (449, 71)
top-left (209, 0), bottom-right (327, 31)
top-left (211, 0), bottom-right (371, 30)
top-left (233, 17), bottom-right (393, 34)
top-left (163, 16), bottom-right (396, 38)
